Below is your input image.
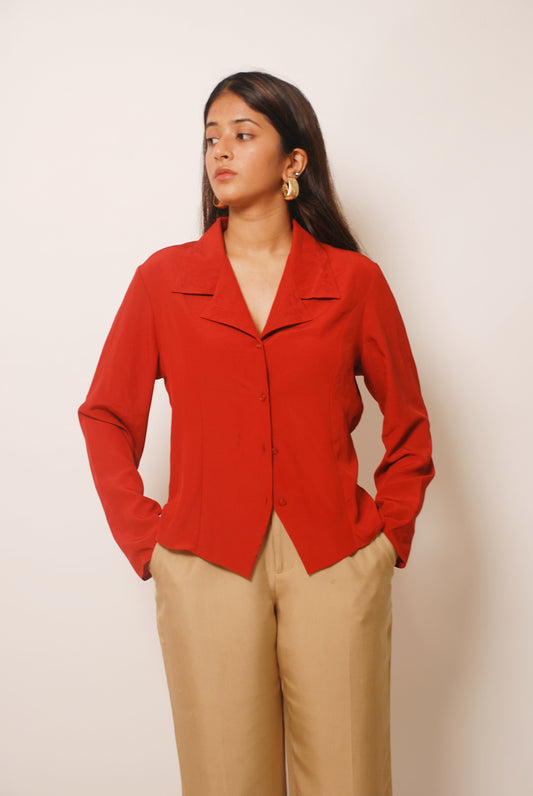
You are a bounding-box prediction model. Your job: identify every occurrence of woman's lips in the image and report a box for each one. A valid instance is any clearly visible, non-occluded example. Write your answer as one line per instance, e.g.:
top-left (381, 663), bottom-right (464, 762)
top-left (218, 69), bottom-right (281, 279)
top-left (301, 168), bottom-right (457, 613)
top-left (215, 169), bottom-right (236, 181)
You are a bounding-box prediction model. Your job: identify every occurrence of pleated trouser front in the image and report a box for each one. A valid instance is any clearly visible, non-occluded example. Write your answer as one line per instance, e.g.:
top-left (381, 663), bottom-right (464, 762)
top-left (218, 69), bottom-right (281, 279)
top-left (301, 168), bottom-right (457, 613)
top-left (151, 511), bottom-right (396, 796)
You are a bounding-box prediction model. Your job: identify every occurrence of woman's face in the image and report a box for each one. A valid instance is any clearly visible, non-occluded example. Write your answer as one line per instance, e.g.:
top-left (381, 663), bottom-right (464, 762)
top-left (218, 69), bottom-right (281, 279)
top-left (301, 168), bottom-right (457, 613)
top-left (204, 92), bottom-right (291, 211)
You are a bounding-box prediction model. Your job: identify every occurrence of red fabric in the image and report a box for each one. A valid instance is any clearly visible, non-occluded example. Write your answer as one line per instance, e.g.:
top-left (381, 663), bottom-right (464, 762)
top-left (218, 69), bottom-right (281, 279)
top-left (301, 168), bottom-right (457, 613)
top-left (79, 219), bottom-right (434, 580)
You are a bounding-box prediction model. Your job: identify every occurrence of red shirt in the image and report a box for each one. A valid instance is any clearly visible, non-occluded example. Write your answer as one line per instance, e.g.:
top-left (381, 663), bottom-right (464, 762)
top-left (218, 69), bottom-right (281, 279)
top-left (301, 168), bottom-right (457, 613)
top-left (79, 219), bottom-right (434, 580)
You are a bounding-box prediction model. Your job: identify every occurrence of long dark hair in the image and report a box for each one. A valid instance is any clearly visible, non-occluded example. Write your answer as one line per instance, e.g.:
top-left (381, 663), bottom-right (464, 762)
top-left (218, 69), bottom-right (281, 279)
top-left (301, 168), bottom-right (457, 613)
top-left (202, 71), bottom-right (360, 253)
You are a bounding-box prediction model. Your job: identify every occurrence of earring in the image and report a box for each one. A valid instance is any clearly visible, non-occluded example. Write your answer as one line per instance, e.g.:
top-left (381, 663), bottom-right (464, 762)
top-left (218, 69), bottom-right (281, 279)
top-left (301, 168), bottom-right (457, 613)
top-left (282, 176), bottom-right (299, 201)
top-left (213, 195), bottom-right (227, 209)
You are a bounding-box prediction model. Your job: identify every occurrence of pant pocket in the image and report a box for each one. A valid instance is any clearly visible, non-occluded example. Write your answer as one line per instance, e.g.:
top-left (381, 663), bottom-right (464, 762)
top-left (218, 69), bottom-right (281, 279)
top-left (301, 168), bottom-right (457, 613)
top-left (377, 532), bottom-right (397, 567)
top-left (149, 542), bottom-right (162, 578)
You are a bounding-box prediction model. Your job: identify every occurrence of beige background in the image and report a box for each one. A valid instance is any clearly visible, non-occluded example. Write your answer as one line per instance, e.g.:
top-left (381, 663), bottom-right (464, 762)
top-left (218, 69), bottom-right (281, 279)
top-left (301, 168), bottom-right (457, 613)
top-left (2, 0), bottom-right (532, 793)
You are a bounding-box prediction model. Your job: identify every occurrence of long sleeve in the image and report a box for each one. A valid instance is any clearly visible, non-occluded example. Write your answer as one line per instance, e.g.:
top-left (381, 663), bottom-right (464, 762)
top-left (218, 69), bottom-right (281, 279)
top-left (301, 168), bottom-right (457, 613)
top-left (78, 267), bottom-right (162, 579)
top-left (357, 266), bottom-right (434, 566)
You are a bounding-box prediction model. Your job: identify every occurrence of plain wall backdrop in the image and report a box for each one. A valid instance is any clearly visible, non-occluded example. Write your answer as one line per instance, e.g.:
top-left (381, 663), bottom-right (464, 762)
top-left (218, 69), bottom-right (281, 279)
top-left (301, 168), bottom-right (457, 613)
top-left (2, 0), bottom-right (532, 793)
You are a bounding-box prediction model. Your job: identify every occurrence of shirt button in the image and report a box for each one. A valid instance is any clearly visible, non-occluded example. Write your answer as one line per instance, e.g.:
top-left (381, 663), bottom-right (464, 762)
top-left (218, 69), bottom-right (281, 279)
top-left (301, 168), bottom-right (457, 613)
top-left (259, 393), bottom-right (267, 401)
top-left (272, 447), bottom-right (279, 455)
top-left (255, 341), bottom-right (262, 349)
top-left (278, 497), bottom-right (287, 506)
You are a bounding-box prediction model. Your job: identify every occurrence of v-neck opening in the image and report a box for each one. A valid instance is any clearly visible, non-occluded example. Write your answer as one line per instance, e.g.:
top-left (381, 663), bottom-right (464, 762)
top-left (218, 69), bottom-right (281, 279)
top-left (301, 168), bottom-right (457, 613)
top-left (196, 217), bottom-right (333, 338)
top-left (221, 225), bottom-right (294, 339)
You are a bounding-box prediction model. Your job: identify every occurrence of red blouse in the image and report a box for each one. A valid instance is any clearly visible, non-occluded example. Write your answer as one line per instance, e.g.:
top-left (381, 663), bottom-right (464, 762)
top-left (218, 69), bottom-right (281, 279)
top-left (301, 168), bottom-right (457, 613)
top-left (79, 219), bottom-right (434, 580)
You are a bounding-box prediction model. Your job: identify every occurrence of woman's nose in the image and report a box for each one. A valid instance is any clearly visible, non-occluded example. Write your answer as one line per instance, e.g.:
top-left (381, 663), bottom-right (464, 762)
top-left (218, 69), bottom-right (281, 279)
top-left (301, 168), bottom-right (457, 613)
top-left (213, 137), bottom-right (232, 160)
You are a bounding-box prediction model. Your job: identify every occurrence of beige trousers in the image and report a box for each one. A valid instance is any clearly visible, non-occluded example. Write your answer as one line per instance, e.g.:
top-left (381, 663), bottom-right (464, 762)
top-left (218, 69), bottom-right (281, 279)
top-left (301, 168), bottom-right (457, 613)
top-left (151, 511), bottom-right (396, 796)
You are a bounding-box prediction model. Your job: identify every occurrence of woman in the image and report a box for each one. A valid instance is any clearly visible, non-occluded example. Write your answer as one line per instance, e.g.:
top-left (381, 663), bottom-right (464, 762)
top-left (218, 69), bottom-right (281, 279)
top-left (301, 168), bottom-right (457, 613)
top-left (79, 71), bottom-right (434, 796)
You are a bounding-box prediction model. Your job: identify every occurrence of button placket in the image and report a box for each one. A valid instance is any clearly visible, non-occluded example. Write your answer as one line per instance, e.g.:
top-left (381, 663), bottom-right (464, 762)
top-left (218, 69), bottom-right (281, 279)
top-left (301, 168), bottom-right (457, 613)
top-left (253, 335), bottom-right (274, 517)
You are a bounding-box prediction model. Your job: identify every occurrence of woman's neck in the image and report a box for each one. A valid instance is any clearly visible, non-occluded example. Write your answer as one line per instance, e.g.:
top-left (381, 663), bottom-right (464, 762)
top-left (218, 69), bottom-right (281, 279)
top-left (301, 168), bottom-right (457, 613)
top-left (223, 206), bottom-right (293, 259)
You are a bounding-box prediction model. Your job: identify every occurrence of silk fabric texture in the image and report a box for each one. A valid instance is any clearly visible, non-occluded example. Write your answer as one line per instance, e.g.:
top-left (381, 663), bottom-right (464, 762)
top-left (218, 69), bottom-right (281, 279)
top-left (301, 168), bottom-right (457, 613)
top-left (79, 218), bottom-right (434, 580)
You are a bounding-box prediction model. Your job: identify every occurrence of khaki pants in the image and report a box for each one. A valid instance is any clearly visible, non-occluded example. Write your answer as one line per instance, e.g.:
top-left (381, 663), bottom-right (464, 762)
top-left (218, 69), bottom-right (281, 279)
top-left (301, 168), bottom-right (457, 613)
top-left (151, 511), bottom-right (396, 796)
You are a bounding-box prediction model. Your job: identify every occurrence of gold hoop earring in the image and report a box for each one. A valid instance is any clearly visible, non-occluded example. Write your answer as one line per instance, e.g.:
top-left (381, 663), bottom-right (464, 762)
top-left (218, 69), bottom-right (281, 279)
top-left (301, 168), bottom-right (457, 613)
top-left (213, 195), bottom-right (227, 209)
top-left (282, 176), bottom-right (299, 201)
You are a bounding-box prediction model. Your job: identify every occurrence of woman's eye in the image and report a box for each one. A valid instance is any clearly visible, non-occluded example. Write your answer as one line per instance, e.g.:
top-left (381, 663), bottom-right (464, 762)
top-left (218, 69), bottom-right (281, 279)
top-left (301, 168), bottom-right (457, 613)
top-left (205, 137), bottom-right (219, 146)
top-left (237, 133), bottom-right (253, 141)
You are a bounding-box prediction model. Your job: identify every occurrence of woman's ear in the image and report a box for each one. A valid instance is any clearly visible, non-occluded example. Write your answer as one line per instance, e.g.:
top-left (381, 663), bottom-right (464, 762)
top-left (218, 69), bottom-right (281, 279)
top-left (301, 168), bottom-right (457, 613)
top-left (283, 148), bottom-right (308, 181)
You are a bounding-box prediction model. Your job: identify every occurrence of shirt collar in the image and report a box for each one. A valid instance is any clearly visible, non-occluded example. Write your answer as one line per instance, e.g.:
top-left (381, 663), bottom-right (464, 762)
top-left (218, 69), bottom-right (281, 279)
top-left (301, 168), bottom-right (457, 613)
top-left (171, 217), bottom-right (340, 300)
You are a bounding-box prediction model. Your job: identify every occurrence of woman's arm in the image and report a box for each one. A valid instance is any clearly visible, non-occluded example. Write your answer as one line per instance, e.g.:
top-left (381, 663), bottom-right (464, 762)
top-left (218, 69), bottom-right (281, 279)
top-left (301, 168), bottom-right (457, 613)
top-left (78, 267), bottom-right (162, 579)
top-left (357, 266), bottom-right (435, 566)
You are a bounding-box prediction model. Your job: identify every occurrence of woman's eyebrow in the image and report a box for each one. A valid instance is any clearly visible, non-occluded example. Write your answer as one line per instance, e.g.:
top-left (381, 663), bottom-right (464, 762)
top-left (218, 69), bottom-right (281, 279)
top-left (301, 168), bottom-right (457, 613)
top-left (205, 117), bottom-right (262, 129)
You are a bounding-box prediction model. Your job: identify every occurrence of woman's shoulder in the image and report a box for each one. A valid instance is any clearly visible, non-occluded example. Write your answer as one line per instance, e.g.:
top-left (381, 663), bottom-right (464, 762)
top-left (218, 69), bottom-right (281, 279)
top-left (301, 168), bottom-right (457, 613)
top-left (319, 239), bottom-right (384, 290)
top-left (132, 236), bottom-right (215, 299)
top-left (139, 238), bottom-right (201, 275)
top-left (295, 220), bottom-right (381, 284)
top-left (137, 221), bottom-right (222, 286)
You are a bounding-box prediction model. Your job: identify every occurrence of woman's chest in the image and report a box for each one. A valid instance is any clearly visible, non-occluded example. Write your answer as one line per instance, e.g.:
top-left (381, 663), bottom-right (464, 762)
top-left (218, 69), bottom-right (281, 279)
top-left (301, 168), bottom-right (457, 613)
top-left (228, 256), bottom-right (287, 335)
